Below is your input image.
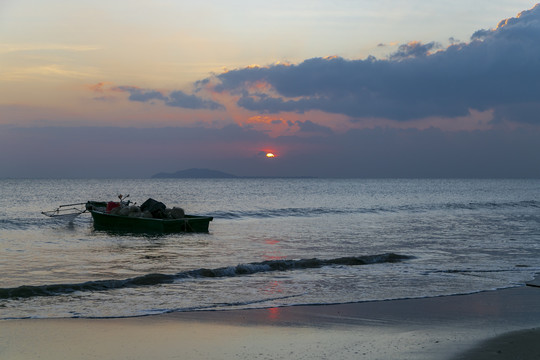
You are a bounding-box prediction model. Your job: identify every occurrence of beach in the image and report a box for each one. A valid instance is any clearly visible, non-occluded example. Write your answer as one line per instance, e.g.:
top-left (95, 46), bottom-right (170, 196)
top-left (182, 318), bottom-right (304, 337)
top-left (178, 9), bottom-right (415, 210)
top-left (3, 284), bottom-right (540, 360)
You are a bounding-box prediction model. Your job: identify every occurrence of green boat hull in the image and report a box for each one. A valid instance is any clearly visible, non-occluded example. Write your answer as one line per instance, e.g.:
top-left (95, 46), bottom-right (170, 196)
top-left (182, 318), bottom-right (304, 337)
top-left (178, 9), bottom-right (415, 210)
top-left (89, 210), bottom-right (213, 233)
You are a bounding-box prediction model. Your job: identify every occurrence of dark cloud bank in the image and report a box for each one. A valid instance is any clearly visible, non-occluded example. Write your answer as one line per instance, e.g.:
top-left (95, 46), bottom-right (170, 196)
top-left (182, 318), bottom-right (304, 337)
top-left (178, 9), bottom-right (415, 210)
top-left (1, 125), bottom-right (539, 178)
top-left (210, 3), bottom-right (540, 124)
top-left (115, 4), bottom-right (540, 125)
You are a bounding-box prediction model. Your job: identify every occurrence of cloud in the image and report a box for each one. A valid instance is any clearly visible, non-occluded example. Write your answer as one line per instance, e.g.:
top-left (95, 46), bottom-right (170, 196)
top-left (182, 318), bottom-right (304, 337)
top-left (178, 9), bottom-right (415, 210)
top-left (87, 82), bottom-right (108, 93)
top-left (114, 86), bottom-right (224, 110)
top-left (1, 125), bottom-right (539, 178)
top-left (115, 86), bottom-right (167, 102)
top-left (166, 90), bottom-right (224, 110)
top-left (0, 43), bottom-right (99, 54)
top-left (295, 120), bottom-right (333, 134)
top-left (209, 4), bottom-right (540, 124)
top-left (388, 41), bottom-right (441, 61)
top-left (0, 125), bottom-right (268, 178)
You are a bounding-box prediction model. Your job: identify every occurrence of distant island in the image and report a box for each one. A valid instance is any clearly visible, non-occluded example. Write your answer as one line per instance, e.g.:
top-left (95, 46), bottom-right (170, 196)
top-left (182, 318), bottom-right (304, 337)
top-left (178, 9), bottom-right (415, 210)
top-left (151, 168), bottom-right (239, 179)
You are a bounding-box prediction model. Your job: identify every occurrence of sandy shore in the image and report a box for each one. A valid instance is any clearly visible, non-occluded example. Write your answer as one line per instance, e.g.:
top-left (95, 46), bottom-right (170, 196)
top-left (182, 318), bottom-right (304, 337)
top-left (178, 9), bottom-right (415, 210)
top-left (2, 284), bottom-right (540, 360)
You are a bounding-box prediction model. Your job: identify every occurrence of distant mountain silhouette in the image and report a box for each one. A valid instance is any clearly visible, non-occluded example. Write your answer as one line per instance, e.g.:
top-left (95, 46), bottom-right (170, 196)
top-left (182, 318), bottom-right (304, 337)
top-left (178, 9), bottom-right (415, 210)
top-left (152, 168), bottom-right (239, 179)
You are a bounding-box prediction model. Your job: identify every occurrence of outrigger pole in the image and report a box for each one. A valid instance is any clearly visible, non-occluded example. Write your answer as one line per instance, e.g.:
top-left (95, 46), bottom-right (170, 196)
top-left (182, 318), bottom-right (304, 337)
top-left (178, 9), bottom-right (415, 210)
top-left (41, 202), bottom-right (87, 222)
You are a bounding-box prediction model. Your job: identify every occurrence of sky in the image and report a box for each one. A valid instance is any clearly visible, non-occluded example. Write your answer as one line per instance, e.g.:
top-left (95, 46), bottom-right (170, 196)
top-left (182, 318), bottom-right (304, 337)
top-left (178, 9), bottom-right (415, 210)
top-left (1, 0), bottom-right (539, 178)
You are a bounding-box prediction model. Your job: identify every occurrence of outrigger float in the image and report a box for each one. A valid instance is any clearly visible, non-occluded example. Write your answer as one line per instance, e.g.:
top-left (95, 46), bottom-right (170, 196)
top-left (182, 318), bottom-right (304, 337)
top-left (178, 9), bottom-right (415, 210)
top-left (42, 195), bottom-right (213, 233)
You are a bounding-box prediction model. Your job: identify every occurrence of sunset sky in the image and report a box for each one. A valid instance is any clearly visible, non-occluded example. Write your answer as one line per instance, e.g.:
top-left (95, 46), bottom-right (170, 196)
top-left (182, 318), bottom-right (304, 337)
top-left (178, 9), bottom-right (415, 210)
top-left (1, 1), bottom-right (539, 178)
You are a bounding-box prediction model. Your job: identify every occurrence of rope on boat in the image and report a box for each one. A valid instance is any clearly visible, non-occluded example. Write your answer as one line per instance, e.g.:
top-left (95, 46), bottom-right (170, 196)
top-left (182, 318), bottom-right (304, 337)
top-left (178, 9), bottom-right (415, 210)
top-left (184, 218), bottom-right (193, 232)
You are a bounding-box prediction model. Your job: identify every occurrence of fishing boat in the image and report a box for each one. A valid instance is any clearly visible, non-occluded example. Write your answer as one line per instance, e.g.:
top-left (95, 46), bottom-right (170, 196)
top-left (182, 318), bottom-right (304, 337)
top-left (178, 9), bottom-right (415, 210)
top-left (85, 198), bottom-right (213, 233)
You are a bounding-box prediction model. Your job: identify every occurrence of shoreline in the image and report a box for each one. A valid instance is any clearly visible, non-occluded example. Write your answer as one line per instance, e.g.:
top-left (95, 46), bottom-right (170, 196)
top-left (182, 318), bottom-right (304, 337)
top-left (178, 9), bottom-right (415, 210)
top-left (3, 285), bottom-right (540, 359)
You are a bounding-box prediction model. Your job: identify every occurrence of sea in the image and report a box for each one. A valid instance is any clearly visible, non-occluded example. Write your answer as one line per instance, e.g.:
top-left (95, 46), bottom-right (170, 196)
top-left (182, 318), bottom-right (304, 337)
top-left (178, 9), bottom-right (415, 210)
top-left (1, 178), bottom-right (539, 319)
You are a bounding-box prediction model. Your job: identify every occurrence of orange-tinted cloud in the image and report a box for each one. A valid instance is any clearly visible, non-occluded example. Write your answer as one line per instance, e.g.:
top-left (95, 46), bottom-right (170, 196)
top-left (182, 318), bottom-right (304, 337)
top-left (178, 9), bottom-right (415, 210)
top-left (87, 82), bottom-right (111, 93)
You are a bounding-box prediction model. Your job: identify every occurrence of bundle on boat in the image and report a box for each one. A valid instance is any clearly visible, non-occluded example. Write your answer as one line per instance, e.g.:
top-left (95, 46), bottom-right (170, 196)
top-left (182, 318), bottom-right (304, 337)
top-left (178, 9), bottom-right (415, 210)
top-left (103, 198), bottom-right (185, 219)
top-left (86, 198), bottom-right (212, 233)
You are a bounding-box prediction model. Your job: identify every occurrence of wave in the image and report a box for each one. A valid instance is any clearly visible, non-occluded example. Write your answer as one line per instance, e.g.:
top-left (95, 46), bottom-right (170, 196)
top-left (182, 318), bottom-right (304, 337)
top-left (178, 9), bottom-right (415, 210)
top-left (0, 218), bottom-right (51, 231)
top-left (211, 207), bottom-right (354, 219)
top-left (426, 267), bottom-right (540, 275)
top-left (0, 216), bottom-right (89, 231)
top-left (442, 200), bottom-right (540, 211)
top-left (1, 200), bottom-right (536, 229)
top-left (0, 253), bottom-right (412, 300)
top-left (211, 200), bottom-right (540, 220)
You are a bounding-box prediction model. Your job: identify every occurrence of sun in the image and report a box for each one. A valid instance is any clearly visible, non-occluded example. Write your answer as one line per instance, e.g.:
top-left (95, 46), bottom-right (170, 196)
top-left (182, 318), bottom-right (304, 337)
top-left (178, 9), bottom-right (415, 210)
top-left (266, 152), bottom-right (275, 158)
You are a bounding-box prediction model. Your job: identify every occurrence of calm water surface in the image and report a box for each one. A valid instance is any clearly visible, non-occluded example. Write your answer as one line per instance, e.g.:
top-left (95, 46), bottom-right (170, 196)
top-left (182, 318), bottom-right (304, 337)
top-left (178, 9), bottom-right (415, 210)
top-left (1, 178), bottom-right (539, 319)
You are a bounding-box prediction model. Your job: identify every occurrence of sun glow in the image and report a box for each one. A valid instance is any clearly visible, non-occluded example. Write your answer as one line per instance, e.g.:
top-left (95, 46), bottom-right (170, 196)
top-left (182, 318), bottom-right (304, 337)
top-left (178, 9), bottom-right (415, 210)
top-left (266, 152), bottom-right (275, 158)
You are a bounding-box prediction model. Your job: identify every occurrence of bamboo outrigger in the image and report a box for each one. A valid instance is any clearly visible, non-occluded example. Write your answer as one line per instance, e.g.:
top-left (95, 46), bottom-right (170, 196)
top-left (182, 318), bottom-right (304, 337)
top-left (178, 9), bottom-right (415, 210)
top-left (41, 202), bottom-right (87, 222)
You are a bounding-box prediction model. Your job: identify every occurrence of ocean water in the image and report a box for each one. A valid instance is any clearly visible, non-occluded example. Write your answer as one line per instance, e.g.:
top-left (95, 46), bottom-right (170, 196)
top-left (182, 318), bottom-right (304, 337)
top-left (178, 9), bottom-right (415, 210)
top-left (1, 178), bottom-right (539, 319)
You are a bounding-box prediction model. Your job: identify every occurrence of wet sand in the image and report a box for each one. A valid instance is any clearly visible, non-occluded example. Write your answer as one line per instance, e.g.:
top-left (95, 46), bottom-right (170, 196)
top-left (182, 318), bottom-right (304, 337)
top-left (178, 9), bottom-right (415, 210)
top-left (2, 285), bottom-right (540, 359)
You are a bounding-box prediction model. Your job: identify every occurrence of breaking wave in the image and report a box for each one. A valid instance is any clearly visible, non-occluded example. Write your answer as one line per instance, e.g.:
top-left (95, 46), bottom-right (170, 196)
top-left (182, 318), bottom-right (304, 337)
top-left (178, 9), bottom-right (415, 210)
top-left (0, 253), bottom-right (412, 300)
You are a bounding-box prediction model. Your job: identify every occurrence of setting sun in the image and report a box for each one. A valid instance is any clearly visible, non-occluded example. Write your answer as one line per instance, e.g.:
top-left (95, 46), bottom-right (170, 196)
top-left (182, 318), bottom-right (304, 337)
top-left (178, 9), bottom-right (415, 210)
top-left (266, 153), bottom-right (275, 158)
